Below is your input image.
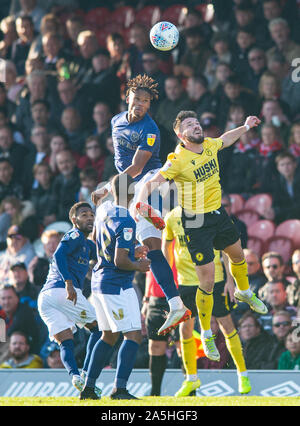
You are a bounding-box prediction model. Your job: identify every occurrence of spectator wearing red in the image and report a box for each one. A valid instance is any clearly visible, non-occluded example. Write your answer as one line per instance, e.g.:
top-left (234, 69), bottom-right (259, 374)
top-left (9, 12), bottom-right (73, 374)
top-left (288, 122), bottom-right (300, 160)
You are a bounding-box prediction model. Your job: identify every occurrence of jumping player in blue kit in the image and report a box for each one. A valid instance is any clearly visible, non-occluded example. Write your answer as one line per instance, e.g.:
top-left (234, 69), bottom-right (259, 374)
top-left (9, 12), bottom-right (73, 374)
top-left (80, 174), bottom-right (150, 400)
top-left (97, 74), bottom-right (191, 335)
top-left (38, 202), bottom-right (102, 393)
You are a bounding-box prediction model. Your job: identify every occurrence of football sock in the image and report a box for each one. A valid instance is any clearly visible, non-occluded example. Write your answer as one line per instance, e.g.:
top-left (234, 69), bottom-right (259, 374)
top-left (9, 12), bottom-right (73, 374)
top-left (149, 354), bottom-right (167, 396)
top-left (229, 259), bottom-right (250, 292)
top-left (114, 339), bottom-right (139, 389)
top-left (147, 250), bottom-right (180, 302)
top-left (181, 337), bottom-right (197, 377)
top-left (196, 287), bottom-right (214, 332)
top-left (59, 339), bottom-right (80, 377)
top-left (224, 329), bottom-right (247, 375)
top-left (82, 327), bottom-right (102, 373)
top-left (85, 339), bottom-right (114, 388)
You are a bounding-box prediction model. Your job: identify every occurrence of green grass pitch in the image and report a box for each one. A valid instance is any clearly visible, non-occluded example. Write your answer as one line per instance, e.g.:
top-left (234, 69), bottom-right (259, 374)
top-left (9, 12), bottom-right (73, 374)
top-left (0, 396), bottom-right (299, 406)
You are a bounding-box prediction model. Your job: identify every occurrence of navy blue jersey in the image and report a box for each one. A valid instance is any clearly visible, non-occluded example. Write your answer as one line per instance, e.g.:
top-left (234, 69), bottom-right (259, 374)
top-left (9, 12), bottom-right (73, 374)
top-left (112, 111), bottom-right (162, 181)
top-left (43, 228), bottom-right (97, 291)
top-left (92, 201), bottom-right (136, 295)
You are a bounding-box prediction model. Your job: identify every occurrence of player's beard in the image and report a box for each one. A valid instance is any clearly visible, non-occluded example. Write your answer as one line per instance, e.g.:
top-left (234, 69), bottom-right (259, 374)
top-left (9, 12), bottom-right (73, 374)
top-left (186, 134), bottom-right (204, 145)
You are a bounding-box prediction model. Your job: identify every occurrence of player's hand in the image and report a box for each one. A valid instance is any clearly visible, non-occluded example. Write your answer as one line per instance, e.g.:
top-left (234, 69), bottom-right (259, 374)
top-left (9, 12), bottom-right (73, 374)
top-left (91, 188), bottom-right (108, 206)
top-left (141, 302), bottom-right (148, 318)
top-left (135, 245), bottom-right (149, 259)
top-left (224, 278), bottom-right (237, 304)
top-left (135, 258), bottom-right (151, 273)
top-left (65, 280), bottom-right (77, 305)
top-left (245, 116), bottom-right (261, 129)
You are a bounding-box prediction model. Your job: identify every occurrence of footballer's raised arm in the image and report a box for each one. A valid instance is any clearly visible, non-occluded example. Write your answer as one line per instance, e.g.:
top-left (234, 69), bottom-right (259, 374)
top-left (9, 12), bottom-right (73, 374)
top-left (220, 116), bottom-right (261, 149)
top-left (123, 148), bottom-right (152, 179)
top-left (135, 169), bottom-right (167, 205)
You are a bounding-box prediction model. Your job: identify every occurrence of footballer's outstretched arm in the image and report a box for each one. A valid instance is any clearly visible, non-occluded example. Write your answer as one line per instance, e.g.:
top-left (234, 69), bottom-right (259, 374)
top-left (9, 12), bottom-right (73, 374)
top-left (135, 170), bottom-right (167, 205)
top-left (220, 116), bottom-right (261, 149)
top-left (123, 149), bottom-right (152, 179)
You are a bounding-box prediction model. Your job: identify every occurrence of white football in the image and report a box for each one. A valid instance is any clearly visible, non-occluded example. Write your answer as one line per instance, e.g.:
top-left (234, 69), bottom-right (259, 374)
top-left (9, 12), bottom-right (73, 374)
top-left (150, 21), bottom-right (179, 51)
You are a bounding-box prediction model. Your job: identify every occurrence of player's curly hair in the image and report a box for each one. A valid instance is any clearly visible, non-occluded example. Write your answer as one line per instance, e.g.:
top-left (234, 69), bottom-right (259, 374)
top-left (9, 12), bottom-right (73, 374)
top-left (126, 74), bottom-right (159, 100)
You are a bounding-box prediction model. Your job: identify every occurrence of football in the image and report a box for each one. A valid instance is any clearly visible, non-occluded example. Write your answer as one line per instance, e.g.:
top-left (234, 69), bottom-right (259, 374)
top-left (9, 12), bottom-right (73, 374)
top-left (149, 21), bottom-right (179, 51)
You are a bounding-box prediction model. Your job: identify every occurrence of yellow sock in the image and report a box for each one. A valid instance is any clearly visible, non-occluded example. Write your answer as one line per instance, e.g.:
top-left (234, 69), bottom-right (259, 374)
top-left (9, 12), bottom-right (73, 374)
top-left (196, 287), bottom-right (214, 331)
top-left (181, 337), bottom-right (197, 376)
top-left (224, 329), bottom-right (247, 374)
top-left (229, 260), bottom-right (250, 291)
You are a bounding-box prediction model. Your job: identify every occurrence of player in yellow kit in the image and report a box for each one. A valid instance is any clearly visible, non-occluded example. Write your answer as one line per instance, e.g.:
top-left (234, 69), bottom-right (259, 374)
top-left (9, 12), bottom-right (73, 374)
top-left (162, 206), bottom-right (251, 395)
top-left (135, 110), bottom-right (267, 361)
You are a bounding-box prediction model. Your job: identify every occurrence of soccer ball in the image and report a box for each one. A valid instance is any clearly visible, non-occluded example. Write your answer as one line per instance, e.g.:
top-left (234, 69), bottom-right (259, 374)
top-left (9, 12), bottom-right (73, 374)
top-left (150, 21), bottom-right (179, 51)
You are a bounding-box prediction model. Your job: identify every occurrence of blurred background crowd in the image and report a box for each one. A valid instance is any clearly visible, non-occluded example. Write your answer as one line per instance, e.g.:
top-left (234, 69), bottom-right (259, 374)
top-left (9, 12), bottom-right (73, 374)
top-left (0, 0), bottom-right (299, 372)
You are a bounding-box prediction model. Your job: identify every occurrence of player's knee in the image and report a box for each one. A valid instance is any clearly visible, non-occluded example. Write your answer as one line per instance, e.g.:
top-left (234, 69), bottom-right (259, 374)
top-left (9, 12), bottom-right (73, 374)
top-left (225, 240), bottom-right (244, 263)
top-left (124, 329), bottom-right (142, 345)
top-left (149, 339), bottom-right (167, 355)
top-left (179, 318), bottom-right (194, 340)
top-left (217, 314), bottom-right (235, 336)
top-left (54, 328), bottom-right (73, 344)
top-left (102, 331), bottom-right (119, 346)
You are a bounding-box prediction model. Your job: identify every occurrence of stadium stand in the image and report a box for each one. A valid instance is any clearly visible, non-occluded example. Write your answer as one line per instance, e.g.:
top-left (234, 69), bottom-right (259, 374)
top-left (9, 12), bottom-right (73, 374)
top-left (0, 0), bottom-right (299, 376)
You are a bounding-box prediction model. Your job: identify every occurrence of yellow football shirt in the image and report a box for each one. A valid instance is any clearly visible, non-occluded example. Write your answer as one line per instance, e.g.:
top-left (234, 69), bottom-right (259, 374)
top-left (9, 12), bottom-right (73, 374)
top-left (160, 138), bottom-right (223, 214)
top-left (163, 206), bottom-right (225, 286)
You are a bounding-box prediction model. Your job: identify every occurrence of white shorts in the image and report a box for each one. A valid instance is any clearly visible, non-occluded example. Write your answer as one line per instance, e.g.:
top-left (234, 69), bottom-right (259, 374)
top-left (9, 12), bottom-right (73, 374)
top-left (130, 168), bottom-right (168, 243)
top-left (92, 288), bottom-right (141, 333)
top-left (38, 287), bottom-right (97, 340)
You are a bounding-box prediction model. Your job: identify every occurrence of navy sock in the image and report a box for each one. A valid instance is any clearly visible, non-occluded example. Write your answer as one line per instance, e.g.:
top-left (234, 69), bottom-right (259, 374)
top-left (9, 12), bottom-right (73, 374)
top-left (114, 339), bottom-right (139, 389)
top-left (147, 250), bottom-right (179, 300)
top-left (85, 339), bottom-right (114, 388)
top-left (60, 339), bottom-right (80, 377)
top-left (82, 327), bottom-right (102, 373)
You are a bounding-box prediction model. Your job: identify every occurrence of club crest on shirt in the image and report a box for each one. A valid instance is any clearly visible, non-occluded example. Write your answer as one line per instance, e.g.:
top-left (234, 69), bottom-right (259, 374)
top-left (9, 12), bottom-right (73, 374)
top-left (130, 131), bottom-right (139, 143)
top-left (123, 228), bottom-right (133, 241)
top-left (147, 133), bottom-right (156, 146)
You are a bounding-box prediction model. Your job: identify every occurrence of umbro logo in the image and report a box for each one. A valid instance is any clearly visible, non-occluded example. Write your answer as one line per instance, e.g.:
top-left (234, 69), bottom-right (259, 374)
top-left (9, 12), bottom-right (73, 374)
top-left (191, 160), bottom-right (196, 165)
top-left (112, 309), bottom-right (124, 321)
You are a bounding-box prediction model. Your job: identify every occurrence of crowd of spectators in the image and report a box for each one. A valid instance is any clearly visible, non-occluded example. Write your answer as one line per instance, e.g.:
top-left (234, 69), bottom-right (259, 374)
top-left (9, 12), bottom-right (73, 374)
top-left (0, 0), bottom-right (299, 371)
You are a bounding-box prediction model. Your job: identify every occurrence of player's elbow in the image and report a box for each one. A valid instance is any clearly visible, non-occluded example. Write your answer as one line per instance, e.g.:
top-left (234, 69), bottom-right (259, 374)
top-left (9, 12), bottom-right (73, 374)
top-left (127, 164), bottom-right (143, 179)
